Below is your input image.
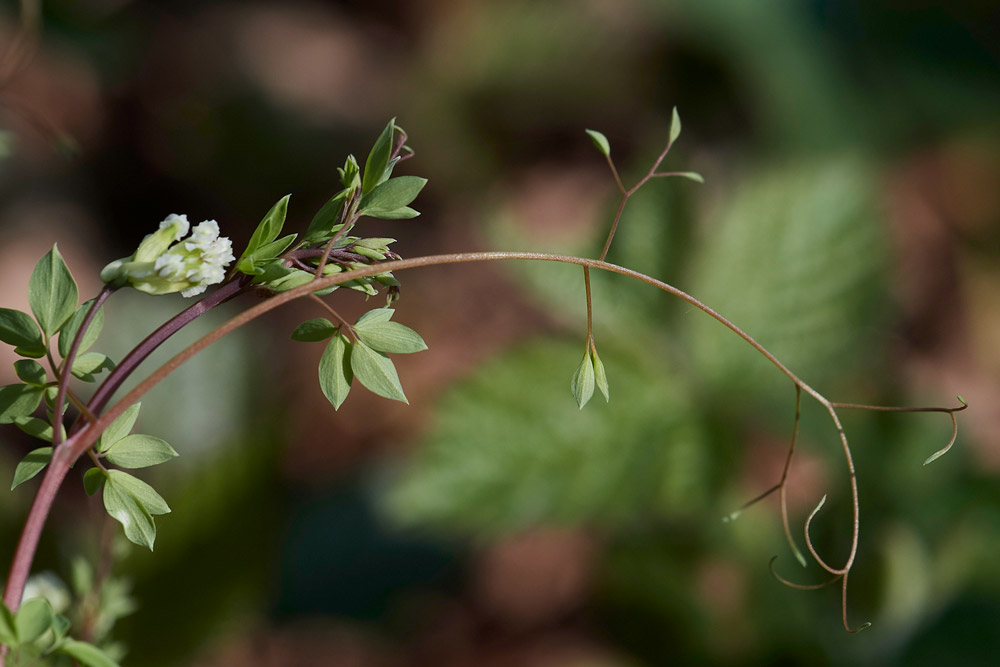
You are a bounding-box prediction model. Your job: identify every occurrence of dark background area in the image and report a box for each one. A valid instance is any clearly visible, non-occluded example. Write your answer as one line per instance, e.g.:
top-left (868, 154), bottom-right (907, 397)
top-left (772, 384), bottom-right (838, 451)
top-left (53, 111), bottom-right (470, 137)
top-left (2, 0), bottom-right (999, 665)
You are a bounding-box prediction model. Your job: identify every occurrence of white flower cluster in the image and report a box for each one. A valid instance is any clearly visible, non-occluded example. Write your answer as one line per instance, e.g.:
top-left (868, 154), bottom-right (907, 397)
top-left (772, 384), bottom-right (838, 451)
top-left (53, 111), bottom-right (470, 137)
top-left (101, 213), bottom-right (235, 297)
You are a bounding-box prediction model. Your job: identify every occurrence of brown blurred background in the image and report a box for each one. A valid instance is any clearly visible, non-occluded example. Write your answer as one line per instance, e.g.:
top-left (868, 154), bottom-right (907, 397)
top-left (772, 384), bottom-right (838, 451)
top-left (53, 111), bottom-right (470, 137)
top-left (1, 0), bottom-right (999, 665)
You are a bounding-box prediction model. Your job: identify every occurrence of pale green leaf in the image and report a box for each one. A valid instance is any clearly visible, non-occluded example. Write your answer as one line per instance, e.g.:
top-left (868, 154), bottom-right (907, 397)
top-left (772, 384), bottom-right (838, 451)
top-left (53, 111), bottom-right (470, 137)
top-left (359, 176), bottom-right (427, 218)
top-left (103, 481), bottom-right (156, 549)
top-left (58, 640), bottom-right (120, 667)
top-left (58, 299), bottom-right (105, 359)
top-left (350, 340), bottom-right (407, 403)
top-left (71, 353), bottom-right (115, 381)
top-left (13, 416), bottom-right (61, 442)
top-left (14, 598), bottom-right (52, 644)
top-left (592, 347), bottom-right (609, 402)
top-left (354, 319), bottom-right (427, 354)
top-left (28, 245), bottom-right (78, 337)
top-left (290, 318), bottom-right (337, 342)
top-left (571, 351), bottom-right (595, 409)
top-left (673, 171), bottom-right (704, 183)
top-left (236, 194), bottom-right (290, 272)
top-left (104, 435), bottom-right (178, 469)
top-left (357, 308), bottom-right (395, 325)
top-left (365, 206), bottom-right (419, 220)
top-left (585, 129), bottom-right (610, 157)
top-left (83, 468), bottom-right (107, 496)
top-left (11, 447), bottom-right (52, 490)
top-left (107, 469), bottom-right (170, 515)
top-left (304, 189), bottom-right (348, 242)
top-left (669, 106), bottom-right (681, 145)
top-left (98, 403), bottom-right (141, 453)
top-left (319, 333), bottom-right (353, 410)
top-left (362, 118), bottom-right (396, 194)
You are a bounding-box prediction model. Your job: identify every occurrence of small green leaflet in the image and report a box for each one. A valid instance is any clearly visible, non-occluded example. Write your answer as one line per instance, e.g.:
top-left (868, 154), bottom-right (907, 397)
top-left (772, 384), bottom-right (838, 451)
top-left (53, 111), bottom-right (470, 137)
top-left (83, 468), bottom-right (106, 496)
top-left (0, 383), bottom-right (44, 424)
top-left (669, 106), bottom-right (681, 145)
top-left (350, 339), bottom-right (407, 403)
top-left (673, 172), bottom-right (704, 184)
top-left (585, 129), bottom-right (611, 157)
top-left (58, 639), bottom-right (121, 667)
top-left (103, 469), bottom-right (170, 550)
top-left (11, 447), bottom-right (52, 490)
top-left (319, 333), bottom-right (353, 410)
top-left (291, 318), bottom-right (338, 342)
top-left (362, 118), bottom-right (396, 195)
top-left (0, 603), bottom-right (15, 645)
top-left (353, 317), bottom-right (427, 354)
top-left (14, 359), bottom-right (46, 386)
top-left (58, 299), bottom-right (105, 359)
top-left (358, 176), bottom-right (427, 219)
top-left (14, 416), bottom-right (62, 442)
top-left (13, 598), bottom-right (52, 645)
top-left (28, 244), bottom-right (79, 337)
top-left (304, 189), bottom-right (349, 242)
top-left (357, 307), bottom-right (395, 325)
top-left (98, 403), bottom-right (141, 452)
top-left (592, 347), bottom-right (610, 402)
top-left (70, 353), bottom-right (115, 382)
top-left (237, 233), bottom-right (298, 275)
top-left (236, 194), bottom-right (290, 273)
top-left (0, 307), bottom-right (45, 358)
top-left (571, 351), bottom-right (596, 409)
top-left (103, 434), bottom-right (178, 469)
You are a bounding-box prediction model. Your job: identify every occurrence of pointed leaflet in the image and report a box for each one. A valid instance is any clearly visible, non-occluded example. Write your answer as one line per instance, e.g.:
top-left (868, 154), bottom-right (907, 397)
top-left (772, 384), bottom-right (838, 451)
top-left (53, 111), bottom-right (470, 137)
top-left (14, 359), bottom-right (46, 386)
top-left (83, 468), bottom-right (107, 496)
top-left (571, 351), bottom-right (595, 409)
top-left (290, 318), bottom-right (338, 342)
top-left (14, 416), bottom-right (63, 442)
top-left (0, 308), bottom-right (45, 357)
top-left (98, 402), bottom-right (142, 452)
top-left (28, 244), bottom-right (78, 337)
top-left (672, 172), bottom-right (704, 184)
top-left (354, 318), bottom-right (427, 354)
top-left (350, 339), bottom-right (407, 403)
top-left (592, 347), bottom-right (610, 402)
top-left (585, 129), bottom-right (611, 157)
top-left (669, 106), bottom-right (681, 145)
top-left (358, 176), bottom-right (427, 219)
top-left (11, 447), bottom-right (52, 490)
top-left (58, 299), bottom-right (105, 359)
top-left (0, 384), bottom-right (44, 424)
top-left (304, 188), bottom-right (349, 243)
top-left (362, 119), bottom-right (396, 195)
top-left (236, 194), bottom-right (290, 272)
top-left (103, 434), bottom-right (178, 469)
top-left (58, 640), bottom-right (121, 667)
top-left (103, 470), bottom-right (170, 550)
top-left (0, 603), bottom-right (15, 646)
top-left (70, 352), bottom-right (114, 381)
top-left (357, 307), bottom-right (395, 325)
top-left (319, 333), bottom-right (353, 410)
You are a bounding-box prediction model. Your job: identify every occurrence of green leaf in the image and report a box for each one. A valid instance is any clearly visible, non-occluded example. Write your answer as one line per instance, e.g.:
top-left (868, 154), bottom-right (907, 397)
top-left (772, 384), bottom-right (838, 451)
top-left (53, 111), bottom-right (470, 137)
top-left (236, 233), bottom-right (297, 275)
top-left (14, 416), bottom-right (61, 442)
top-left (290, 318), bottom-right (337, 342)
top-left (28, 244), bottom-right (79, 337)
top-left (571, 351), bottom-right (595, 409)
top-left (98, 403), bottom-right (141, 453)
top-left (58, 300), bottom-right (105, 359)
top-left (14, 359), bottom-right (46, 386)
top-left (592, 347), bottom-right (609, 402)
top-left (104, 434), bottom-right (178, 469)
top-left (357, 308), bottom-right (395, 325)
top-left (11, 447), bottom-right (52, 490)
top-left (103, 470), bottom-right (170, 550)
top-left (236, 194), bottom-right (290, 271)
top-left (585, 129), bottom-right (611, 157)
top-left (354, 319), bottom-right (427, 354)
top-left (107, 469), bottom-right (170, 515)
top-left (359, 176), bottom-right (427, 218)
top-left (71, 353), bottom-right (115, 381)
top-left (350, 340), bottom-right (407, 403)
top-left (319, 333), bottom-right (353, 410)
top-left (365, 206), bottom-right (419, 220)
top-left (354, 237), bottom-right (396, 249)
top-left (0, 603), bottom-right (17, 646)
top-left (669, 106), bottom-right (681, 145)
top-left (304, 189), bottom-right (348, 242)
top-left (58, 640), bottom-right (121, 667)
top-left (0, 308), bottom-right (45, 357)
top-left (673, 171), bottom-right (704, 184)
top-left (14, 598), bottom-right (52, 644)
top-left (0, 384), bottom-right (44, 424)
top-left (362, 118), bottom-right (396, 195)
top-left (83, 468), bottom-right (107, 496)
